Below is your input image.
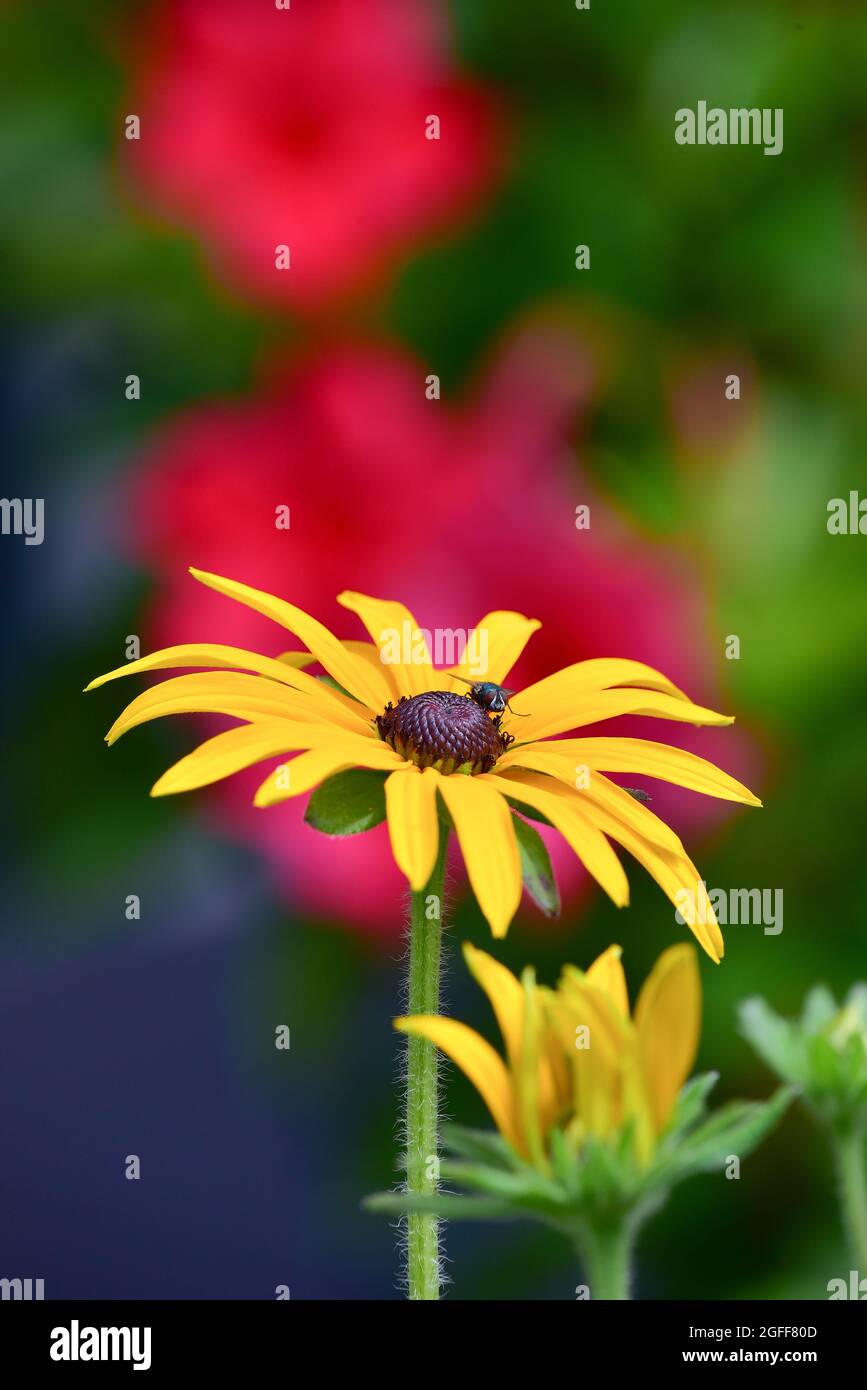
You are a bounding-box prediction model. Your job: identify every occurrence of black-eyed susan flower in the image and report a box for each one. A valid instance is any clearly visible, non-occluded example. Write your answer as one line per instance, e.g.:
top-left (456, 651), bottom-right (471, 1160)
top-left (397, 941), bottom-right (702, 1171)
top-left (369, 942), bottom-right (791, 1299)
top-left (88, 569), bottom-right (765, 1300)
top-left (86, 567), bottom-right (759, 961)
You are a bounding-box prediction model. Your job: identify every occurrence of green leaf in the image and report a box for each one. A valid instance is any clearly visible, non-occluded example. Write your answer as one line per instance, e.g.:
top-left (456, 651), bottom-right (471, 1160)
top-left (304, 768), bottom-right (387, 836)
top-left (654, 1086), bottom-right (794, 1184)
top-left (549, 1126), bottom-right (581, 1197)
top-left (441, 1124), bottom-right (519, 1170)
top-left (801, 985), bottom-right (839, 1033)
top-left (844, 984), bottom-right (867, 1025)
top-left (363, 1191), bottom-right (512, 1222)
top-left (505, 796), bottom-right (553, 829)
top-left (663, 1072), bottom-right (719, 1142)
top-left (440, 1159), bottom-right (564, 1205)
top-left (739, 996), bottom-right (805, 1084)
top-left (806, 1032), bottom-right (845, 1094)
top-left (575, 1135), bottom-right (631, 1205)
top-left (512, 812), bottom-right (560, 918)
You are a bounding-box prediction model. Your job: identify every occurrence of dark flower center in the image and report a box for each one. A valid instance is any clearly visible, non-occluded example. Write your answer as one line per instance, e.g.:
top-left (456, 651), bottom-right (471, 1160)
top-left (376, 690), bottom-right (513, 775)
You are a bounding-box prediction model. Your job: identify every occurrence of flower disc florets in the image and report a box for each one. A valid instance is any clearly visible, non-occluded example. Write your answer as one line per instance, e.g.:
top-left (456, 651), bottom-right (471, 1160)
top-left (376, 690), bottom-right (513, 774)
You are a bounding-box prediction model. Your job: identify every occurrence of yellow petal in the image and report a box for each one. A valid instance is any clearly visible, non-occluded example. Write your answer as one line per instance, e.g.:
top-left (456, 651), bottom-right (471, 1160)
top-left (105, 673), bottom-right (358, 745)
top-left (481, 771), bottom-right (630, 909)
top-left (275, 651), bottom-right (317, 670)
top-left (340, 640), bottom-right (403, 701)
top-left (510, 684), bottom-right (734, 744)
top-left (518, 657), bottom-right (692, 710)
top-left (537, 986), bottom-right (573, 1123)
top-left (585, 944), bottom-right (629, 1018)
top-left (539, 737), bottom-right (761, 806)
top-left (645, 854), bottom-right (723, 964)
top-left (103, 678), bottom-right (311, 745)
top-left (497, 744), bottom-right (684, 852)
top-left (634, 945), bottom-right (701, 1133)
top-left (462, 943), bottom-right (525, 1073)
top-left (253, 740), bottom-right (404, 806)
top-left (337, 592), bottom-right (434, 697)
top-left (86, 642), bottom-right (371, 734)
top-left (576, 801), bottom-right (724, 963)
top-left (190, 568), bottom-right (392, 711)
top-left (549, 983), bottom-right (629, 1139)
top-left (550, 1018), bottom-right (603, 1139)
top-left (619, 1043), bottom-right (657, 1167)
top-left (555, 973), bottom-right (631, 1065)
top-left (394, 1015), bottom-right (522, 1152)
top-left (384, 766), bottom-right (440, 891)
top-left (443, 611), bottom-right (541, 689)
top-left (436, 775), bottom-right (522, 939)
top-left (516, 967), bottom-right (550, 1170)
top-left (150, 720), bottom-right (358, 797)
top-left (581, 771), bottom-right (686, 852)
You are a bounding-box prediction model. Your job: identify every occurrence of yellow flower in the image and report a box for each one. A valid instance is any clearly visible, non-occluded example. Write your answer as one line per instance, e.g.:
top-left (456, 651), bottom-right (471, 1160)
top-left (396, 942), bottom-right (701, 1169)
top-left (86, 568), bottom-right (759, 957)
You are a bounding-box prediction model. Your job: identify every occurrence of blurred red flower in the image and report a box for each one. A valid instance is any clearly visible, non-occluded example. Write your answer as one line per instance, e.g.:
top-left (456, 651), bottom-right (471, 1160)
top-left (128, 322), bottom-right (759, 937)
top-left (125, 0), bottom-right (502, 309)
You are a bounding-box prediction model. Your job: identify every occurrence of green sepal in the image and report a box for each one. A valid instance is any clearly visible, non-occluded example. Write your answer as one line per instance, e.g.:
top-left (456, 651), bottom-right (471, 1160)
top-left (650, 1086), bottom-right (794, 1186)
top-left (440, 1159), bottom-right (565, 1208)
top-left (662, 1071), bottom-right (719, 1142)
top-left (806, 1032), bottom-right (846, 1094)
top-left (512, 812), bottom-right (560, 918)
top-left (573, 1134), bottom-right (634, 1206)
top-left (440, 1124), bottom-right (519, 1170)
top-left (739, 996), bottom-right (805, 1085)
top-left (549, 1125), bottom-right (583, 1199)
top-left (801, 985), bottom-right (838, 1032)
top-left (304, 768), bottom-right (387, 836)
